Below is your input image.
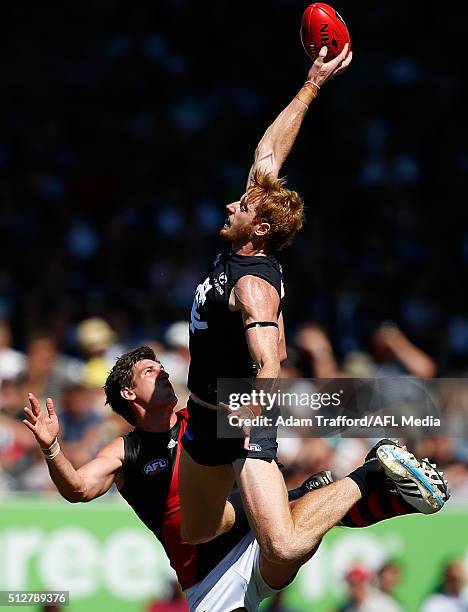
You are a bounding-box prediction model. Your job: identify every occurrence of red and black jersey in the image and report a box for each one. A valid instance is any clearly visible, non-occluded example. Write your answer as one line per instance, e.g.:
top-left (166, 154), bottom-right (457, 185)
top-left (118, 409), bottom-right (250, 589)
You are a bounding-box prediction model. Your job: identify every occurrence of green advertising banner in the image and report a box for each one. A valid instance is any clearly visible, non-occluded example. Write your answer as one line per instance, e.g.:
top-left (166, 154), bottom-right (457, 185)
top-left (0, 494), bottom-right (466, 611)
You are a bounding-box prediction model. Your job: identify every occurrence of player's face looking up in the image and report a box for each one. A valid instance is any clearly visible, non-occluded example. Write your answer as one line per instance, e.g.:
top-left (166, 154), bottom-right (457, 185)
top-left (123, 359), bottom-right (177, 411)
top-left (219, 193), bottom-right (270, 248)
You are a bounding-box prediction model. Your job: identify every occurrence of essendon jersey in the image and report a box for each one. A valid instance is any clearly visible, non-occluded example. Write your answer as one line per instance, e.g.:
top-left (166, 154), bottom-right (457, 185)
top-left (118, 409), bottom-right (250, 589)
top-left (188, 249), bottom-right (284, 405)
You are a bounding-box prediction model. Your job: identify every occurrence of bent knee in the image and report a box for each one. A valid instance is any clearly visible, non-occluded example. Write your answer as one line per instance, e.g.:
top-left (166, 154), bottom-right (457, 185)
top-left (260, 537), bottom-right (302, 565)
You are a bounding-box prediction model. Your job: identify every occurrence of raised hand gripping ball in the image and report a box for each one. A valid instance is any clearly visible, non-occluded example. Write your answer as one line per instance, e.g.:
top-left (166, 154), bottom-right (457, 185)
top-left (301, 3), bottom-right (351, 62)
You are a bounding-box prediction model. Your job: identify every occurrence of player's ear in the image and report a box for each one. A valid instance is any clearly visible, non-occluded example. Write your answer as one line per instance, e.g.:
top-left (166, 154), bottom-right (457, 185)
top-left (255, 221), bottom-right (271, 237)
top-left (121, 388), bottom-right (136, 401)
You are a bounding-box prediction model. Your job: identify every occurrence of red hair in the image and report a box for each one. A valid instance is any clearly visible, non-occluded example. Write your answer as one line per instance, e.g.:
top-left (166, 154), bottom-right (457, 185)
top-left (248, 170), bottom-right (305, 251)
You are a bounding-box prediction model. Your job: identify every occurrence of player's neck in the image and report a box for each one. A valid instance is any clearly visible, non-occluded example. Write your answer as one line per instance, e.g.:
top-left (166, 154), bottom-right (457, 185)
top-left (138, 407), bottom-right (178, 432)
top-left (232, 241), bottom-right (267, 257)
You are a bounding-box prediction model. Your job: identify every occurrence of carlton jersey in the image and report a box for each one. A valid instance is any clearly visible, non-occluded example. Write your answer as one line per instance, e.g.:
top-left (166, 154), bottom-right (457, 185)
top-left (118, 409), bottom-right (250, 589)
top-left (187, 249), bottom-right (284, 405)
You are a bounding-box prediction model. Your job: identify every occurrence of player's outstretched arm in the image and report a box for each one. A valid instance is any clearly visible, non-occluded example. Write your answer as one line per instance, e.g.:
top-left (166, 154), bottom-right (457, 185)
top-left (23, 393), bottom-right (123, 502)
top-left (246, 43), bottom-right (352, 186)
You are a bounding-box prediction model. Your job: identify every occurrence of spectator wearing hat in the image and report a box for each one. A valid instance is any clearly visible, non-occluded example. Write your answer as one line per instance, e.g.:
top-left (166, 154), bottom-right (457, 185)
top-left (76, 317), bottom-right (123, 388)
top-left (338, 565), bottom-right (403, 612)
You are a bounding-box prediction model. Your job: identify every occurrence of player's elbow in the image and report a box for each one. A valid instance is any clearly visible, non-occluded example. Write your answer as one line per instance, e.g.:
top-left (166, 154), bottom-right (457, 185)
top-left (69, 491), bottom-right (91, 503)
top-left (64, 493), bottom-right (85, 503)
top-left (62, 486), bottom-right (89, 504)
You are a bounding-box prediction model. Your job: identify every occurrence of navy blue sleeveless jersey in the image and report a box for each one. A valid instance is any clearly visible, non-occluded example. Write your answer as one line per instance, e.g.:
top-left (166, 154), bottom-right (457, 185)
top-left (187, 249), bottom-right (284, 405)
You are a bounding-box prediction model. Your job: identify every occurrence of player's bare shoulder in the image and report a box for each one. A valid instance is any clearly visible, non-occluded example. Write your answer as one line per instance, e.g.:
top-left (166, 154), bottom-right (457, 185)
top-left (102, 436), bottom-right (126, 488)
top-left (231, 275), bottom-right (279, 318)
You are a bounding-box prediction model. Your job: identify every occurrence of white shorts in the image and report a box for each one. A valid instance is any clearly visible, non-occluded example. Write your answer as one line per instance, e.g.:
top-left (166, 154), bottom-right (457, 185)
top-left (185, 532), bottom-right (280, 612)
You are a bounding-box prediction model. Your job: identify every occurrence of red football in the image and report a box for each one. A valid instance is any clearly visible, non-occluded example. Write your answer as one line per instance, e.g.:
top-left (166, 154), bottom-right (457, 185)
top-left (301, 3), bottom-right (351, 63)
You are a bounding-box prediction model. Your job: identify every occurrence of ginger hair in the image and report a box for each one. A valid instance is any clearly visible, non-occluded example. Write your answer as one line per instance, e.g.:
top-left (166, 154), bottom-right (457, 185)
top-left (248, 170), bottom-right (305, 252)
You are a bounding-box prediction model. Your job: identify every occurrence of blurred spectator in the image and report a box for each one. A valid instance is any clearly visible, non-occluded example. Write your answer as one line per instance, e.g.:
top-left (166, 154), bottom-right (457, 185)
top-left (147, 580), bottom-right (188, 612)
top-left (77, 317), bottom-right (123, 388)
top-left (17, 334), bottom-right (83, 400)
top-left (377, 561), bottom-right (403, 606)
top-left (371, 323), bottom-right (436, 379)
top-left (294, 323), bottom-right (346, 378)
top-left (342, 351), bottom-right (377, 378)
top-left (421, 559), bottom-right (468, 612)
top-left (60, 384), bottom-right (103, 468)
top-left (161, 321), bottom-right (190, 383)
top-left (338, 565), bottom-right (403, 612)
top-left (0, 379), bottom-right (53, 491)
top-left (158, 321), bottom-right (190, 408)
top-left (16, 445), bottom-right (55, 492)
top-left (0, 320), bottom-right (25, 385)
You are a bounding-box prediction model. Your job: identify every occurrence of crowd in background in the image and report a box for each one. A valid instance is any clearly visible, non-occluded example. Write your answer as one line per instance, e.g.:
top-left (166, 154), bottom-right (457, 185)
top-left (1, 315), bottom-right (467, 498)
top-left (1, 1), bottom-right (467, 370)
top-left (1, 0), bottom-right (467, 609)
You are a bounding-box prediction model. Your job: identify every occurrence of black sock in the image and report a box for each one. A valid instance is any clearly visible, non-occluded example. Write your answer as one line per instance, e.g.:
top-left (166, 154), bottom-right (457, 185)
top-left (341, 487), bottom-right (418, 527)
top-left (347, 458), bottom-right (385, 497)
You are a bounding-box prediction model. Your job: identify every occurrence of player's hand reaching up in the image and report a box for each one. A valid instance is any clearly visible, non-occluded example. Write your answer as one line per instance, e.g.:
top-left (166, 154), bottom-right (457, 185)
top-left (23, 393), bottom-right (59, 449)
top-left (308, 43), bottom-right (352, 87)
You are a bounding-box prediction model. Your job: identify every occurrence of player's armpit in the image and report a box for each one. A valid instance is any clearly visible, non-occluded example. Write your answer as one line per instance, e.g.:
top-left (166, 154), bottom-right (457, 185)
top-left (234, 276), bottom-right (281, 377)
top-left (76, 437), bottom-right (125, 501)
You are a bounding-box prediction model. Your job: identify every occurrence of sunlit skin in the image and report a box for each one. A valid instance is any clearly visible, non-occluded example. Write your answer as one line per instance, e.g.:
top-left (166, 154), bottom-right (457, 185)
top-left (119, 358), bottom-right (178, 431)
top-left (219, 192), bottom-right (271, 255)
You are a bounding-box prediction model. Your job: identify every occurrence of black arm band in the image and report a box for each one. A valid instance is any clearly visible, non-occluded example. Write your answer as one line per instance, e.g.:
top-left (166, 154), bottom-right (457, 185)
top-left (244, 321), bottom-right (279, 332)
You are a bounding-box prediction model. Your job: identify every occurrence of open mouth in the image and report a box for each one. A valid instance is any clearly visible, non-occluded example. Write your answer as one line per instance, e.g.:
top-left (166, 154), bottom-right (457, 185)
top-left (223, 216), bottom-right (231, 228)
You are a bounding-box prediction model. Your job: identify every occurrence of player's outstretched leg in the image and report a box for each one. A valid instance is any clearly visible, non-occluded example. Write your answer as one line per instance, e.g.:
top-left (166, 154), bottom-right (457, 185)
top-left (233, 446), bottom-right (388, 566)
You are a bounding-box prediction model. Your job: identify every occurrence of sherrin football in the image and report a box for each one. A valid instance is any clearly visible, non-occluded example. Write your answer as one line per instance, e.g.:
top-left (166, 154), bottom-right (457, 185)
top-left (301, 3), bottom-right (351, 62)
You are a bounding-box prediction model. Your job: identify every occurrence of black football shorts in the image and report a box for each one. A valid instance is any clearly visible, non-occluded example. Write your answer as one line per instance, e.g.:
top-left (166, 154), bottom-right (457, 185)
top-left (181, 398), bottom-right (278, 466)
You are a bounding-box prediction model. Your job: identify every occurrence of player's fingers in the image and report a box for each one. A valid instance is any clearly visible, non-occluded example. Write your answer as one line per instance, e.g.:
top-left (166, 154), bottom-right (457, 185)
top-left (243, 436), bottom-right (250, 451)
top-left (338, 50), bottom-right (353, 71)
top-left (28, 392), bottom-right (41, 416)
top-left (22, 419), bottom-right (35, 432)
top-left (329, 43), bottom-right (349, 69)
top-left (335, 51), bottom-right (353, 75)
top-left (313, 46), bottom-right (327, 68)
top-left (46, 397), bottom-right (56, 417)
top-left (23, 406), bottom-right (37, 424)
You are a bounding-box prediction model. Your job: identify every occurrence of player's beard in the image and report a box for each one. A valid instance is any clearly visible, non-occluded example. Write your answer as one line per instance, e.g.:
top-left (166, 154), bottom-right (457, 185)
top-left (219, 221), bottom-right (255, 246)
